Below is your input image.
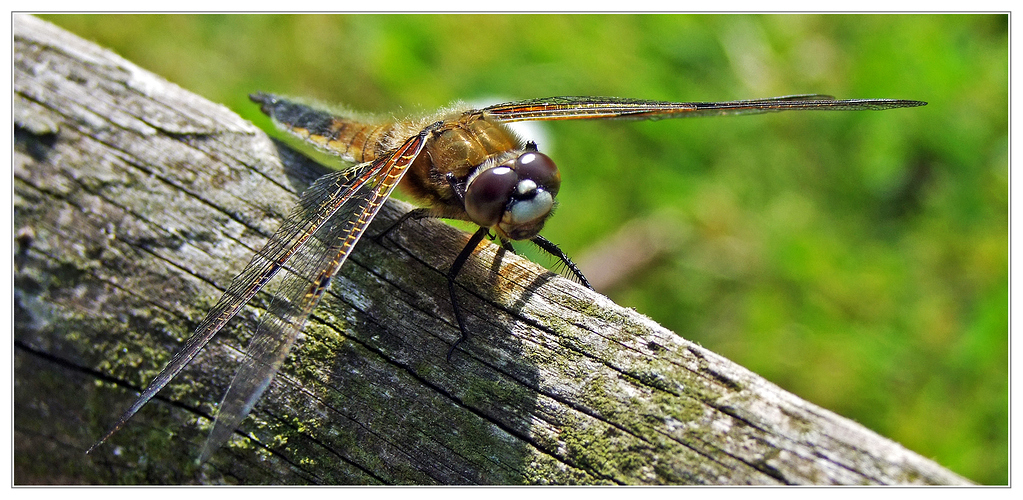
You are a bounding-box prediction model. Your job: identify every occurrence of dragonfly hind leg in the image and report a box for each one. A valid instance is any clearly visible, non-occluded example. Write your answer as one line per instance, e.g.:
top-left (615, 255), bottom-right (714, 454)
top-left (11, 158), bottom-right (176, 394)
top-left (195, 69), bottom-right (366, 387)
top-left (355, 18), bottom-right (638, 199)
top-left (371, 207), bottom-right (434, 242)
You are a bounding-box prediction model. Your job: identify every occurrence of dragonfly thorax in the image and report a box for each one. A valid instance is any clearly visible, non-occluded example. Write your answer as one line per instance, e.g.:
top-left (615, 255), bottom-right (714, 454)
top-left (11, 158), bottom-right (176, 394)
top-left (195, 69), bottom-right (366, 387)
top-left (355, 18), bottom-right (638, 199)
top-left (464, 147), bottom-right (561, 241)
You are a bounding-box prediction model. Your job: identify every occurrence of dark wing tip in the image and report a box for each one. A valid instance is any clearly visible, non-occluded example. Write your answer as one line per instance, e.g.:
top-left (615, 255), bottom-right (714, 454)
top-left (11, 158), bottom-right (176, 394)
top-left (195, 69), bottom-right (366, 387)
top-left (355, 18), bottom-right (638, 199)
top-left (876, 99), bottom-right (928, 109)
top-left (85, 422), bottom-right (123, 455)
top-left (884, 99), bottom-right (927, 107)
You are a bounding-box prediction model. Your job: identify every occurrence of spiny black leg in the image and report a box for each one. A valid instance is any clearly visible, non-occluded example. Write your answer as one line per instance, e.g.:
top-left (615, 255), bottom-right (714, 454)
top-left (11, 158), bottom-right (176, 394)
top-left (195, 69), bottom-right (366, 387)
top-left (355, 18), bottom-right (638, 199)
top-left (531, 235), bottom-right (594, 290)
top-left (500, 239), bottom-right (516, 254)
top-left (372, 207), bottom-right (433, 241)
top-left (446, 226), bottom-right (489, 361)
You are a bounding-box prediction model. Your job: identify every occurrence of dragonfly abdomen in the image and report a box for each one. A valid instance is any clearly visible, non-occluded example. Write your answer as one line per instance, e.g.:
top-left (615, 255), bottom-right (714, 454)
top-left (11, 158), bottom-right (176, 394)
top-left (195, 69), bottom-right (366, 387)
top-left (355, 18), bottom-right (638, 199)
top-left (250, 92), bottom-right (394, 163)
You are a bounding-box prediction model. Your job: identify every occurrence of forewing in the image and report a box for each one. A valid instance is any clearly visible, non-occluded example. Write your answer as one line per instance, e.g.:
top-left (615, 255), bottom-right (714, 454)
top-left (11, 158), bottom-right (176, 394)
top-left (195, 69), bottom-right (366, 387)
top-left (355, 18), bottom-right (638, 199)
top-left (87, 161), bottom-right (381, 455)
top-left (198, 129), bottom-right (429, 461)
top-left (88, 125), bottom-right (430, 457)
top-left (482, 95), bottom-right (927, 122)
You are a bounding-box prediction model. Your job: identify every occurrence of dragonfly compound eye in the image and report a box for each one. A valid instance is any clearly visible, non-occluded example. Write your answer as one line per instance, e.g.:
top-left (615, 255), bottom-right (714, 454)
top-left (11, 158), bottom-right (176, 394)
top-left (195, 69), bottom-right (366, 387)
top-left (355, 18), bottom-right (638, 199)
top-left (490, 151), bottom-right (560, 240)
top-left (465, 165), bottom-right (517, 228)
top-left (514, 152), bottom-right (560, 197)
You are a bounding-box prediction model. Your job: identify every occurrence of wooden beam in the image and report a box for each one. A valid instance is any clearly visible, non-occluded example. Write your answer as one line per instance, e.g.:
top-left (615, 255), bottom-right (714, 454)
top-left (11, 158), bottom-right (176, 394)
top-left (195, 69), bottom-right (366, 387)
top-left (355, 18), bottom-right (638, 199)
top-left (13, 14), bottom-right (968, 485)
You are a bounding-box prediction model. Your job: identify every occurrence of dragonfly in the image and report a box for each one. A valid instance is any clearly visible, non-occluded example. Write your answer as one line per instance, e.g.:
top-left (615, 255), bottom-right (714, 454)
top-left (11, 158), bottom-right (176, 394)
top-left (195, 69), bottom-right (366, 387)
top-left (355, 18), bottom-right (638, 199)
top-left (88, 93), bottom-right (926, 462)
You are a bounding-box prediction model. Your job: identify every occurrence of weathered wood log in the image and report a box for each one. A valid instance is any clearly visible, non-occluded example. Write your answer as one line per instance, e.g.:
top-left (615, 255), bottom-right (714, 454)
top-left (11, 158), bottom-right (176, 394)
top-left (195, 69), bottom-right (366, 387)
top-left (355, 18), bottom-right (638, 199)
top-left (12, 14), bottom-right (969, 485)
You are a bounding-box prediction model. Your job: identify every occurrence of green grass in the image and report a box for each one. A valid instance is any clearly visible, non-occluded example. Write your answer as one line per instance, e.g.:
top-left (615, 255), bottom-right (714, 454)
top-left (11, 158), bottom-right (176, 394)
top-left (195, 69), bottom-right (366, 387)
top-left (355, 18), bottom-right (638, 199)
top-left (40, 13), bottom-right (1007, 484)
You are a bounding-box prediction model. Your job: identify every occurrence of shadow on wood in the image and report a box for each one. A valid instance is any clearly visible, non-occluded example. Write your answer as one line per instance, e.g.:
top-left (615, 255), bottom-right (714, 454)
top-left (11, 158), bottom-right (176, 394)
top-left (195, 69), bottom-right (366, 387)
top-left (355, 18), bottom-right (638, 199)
top-left (12, 14), bottom-right (969, 485)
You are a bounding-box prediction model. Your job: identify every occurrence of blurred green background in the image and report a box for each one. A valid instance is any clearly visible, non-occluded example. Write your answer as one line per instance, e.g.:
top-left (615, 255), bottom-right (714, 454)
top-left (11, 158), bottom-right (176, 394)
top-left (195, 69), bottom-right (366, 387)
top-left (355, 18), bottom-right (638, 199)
top-left (38, 14), bottom-right (1007, 484)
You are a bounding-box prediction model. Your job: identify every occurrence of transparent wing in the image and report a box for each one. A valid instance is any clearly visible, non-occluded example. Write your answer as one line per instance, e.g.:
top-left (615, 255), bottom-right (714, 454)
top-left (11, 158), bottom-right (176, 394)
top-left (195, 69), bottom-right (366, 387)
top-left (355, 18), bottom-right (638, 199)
top-left (89, 127), bottom-right (429, 459)
top-left (481, 94), bottom-right (927, 122)
top-left (198, 129), bottom-right (429, 461)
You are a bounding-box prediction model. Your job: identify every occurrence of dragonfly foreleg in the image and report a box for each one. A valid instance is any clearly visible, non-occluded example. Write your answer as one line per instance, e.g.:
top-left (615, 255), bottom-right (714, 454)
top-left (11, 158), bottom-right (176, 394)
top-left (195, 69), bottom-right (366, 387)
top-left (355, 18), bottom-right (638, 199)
top-left (445, 172), bottom-right (466, 205)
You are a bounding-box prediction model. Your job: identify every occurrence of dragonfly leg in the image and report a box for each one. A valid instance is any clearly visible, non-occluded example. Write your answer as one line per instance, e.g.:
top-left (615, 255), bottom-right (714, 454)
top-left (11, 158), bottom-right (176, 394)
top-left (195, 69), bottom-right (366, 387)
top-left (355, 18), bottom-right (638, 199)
top-left (446, 226), bottom-right (489, 362)
top-left (372, 171), bottom-right (467, 244)
top-left (372, 207), bottom-right (433, 242)
top-left (445, 171), bottom-right (468, 204)
top-left (530, 235), bottom-right (593, 290)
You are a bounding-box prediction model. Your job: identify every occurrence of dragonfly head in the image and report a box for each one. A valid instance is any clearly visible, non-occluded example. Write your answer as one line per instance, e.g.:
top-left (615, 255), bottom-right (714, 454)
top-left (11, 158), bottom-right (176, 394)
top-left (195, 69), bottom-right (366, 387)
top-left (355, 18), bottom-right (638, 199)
top-left (464, 146), bottom-right (561, 241)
